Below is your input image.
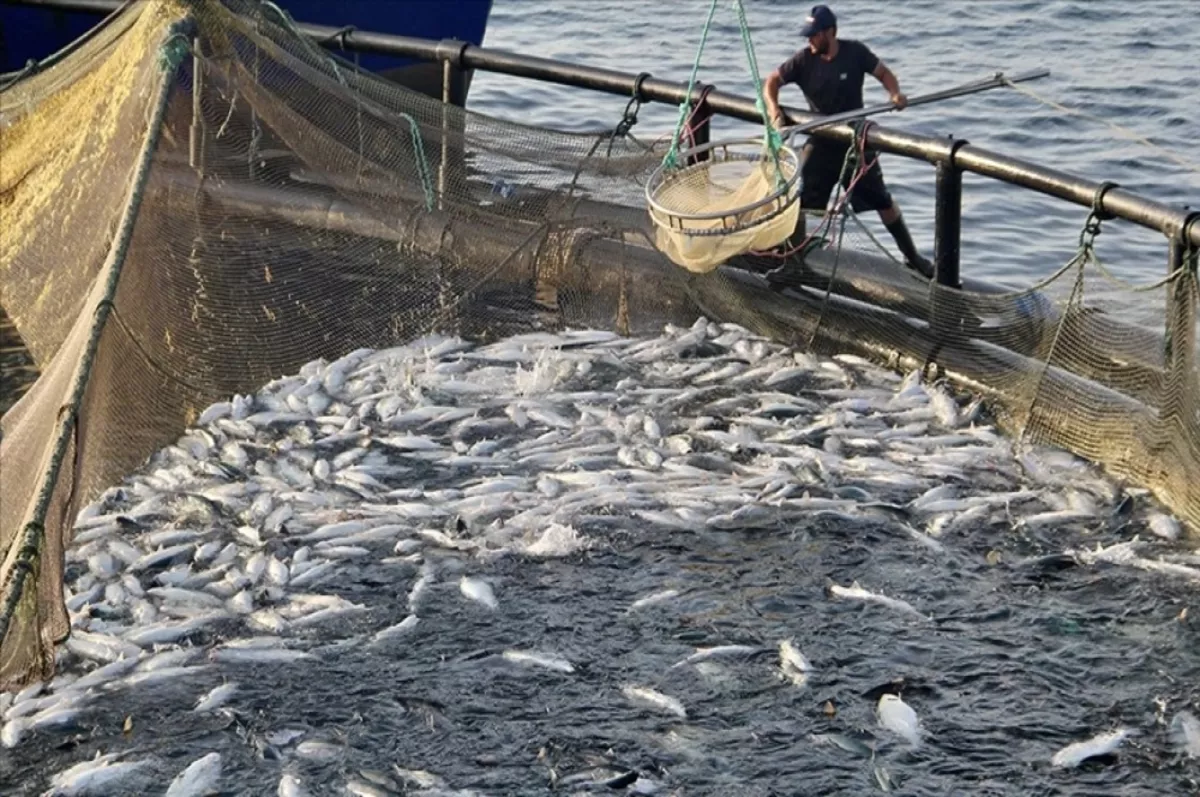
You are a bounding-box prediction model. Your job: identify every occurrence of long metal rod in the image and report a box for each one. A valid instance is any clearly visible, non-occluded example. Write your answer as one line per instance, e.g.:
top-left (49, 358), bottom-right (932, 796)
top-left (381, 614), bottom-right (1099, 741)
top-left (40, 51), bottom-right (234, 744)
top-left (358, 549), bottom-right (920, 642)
top-left (7, 0), bottom-right (1199, 247)
top-left (297, 27), bottom-right (1199, 247)
top-left (777, 69), bottom-right (1049, 143)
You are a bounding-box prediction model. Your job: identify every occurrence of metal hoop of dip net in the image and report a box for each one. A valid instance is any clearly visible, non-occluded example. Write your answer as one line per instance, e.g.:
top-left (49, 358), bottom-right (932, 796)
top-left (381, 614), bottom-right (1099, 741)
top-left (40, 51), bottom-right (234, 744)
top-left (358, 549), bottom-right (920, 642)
top-left (646, 137), bottom-right (802, 274)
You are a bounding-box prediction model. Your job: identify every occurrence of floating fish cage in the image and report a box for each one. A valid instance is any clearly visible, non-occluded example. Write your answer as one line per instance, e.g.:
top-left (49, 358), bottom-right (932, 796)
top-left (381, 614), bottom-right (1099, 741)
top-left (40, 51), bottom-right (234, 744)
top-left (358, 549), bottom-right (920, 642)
top-left (0, 0), bottom-right (1198, 703)
top-left (645, 138), bottom-right (802, 273)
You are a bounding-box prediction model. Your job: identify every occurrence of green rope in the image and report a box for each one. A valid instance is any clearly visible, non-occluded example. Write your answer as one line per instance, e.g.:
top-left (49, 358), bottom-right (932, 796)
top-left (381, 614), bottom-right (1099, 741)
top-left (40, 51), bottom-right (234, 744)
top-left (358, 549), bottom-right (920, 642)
top-left (732, 0), bottom-right (784, 185)
top-left (662, 0), bottom-right (785, 189)
top-left (159, 32), bottom-right (192, 71)
top-left (0, 59), bottom-right (38, 92)
top-left (663, 0), bottom-right (719, 170)
top-left (259, 0), bottom-right (433, 209)
top-left (399, 113), bottom-right (436, 211)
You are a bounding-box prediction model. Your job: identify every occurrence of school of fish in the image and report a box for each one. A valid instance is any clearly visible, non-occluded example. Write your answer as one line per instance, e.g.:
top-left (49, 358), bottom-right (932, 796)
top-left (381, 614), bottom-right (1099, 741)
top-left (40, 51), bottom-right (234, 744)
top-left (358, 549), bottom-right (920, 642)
top-left (3, 317), bottom-right (1196, 795)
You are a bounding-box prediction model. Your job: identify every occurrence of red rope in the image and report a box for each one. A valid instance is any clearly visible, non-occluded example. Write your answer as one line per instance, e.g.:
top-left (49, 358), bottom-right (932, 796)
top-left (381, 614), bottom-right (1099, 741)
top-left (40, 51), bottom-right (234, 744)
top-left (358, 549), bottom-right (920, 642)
top-left (749, 120), bottom-right (878, 259)
top-left (681, 84), bottom-right (715, 151)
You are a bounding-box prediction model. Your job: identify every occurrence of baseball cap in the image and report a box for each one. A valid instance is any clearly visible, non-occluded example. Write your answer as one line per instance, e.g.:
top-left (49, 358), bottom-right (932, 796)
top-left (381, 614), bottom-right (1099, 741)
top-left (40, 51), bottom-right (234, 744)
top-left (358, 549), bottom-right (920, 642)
top-left (799, 5), bottom-right (837, 37)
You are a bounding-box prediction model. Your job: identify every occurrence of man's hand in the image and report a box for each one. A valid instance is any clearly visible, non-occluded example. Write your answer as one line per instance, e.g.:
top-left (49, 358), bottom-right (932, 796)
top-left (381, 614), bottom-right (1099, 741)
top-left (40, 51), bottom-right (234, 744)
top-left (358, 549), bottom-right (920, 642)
top-left (874, 63), bottom-right (907, 109)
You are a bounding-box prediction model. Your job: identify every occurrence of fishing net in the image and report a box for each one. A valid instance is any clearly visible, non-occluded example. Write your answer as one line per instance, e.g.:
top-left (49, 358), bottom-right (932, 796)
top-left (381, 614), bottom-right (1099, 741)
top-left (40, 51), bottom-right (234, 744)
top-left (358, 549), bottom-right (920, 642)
top-left (0, 0), bottom-right (1197, 689)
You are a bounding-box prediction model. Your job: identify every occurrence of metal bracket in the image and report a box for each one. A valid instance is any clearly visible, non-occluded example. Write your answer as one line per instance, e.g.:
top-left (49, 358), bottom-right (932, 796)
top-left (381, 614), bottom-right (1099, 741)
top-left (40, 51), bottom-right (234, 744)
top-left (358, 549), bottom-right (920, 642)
top-left (1180, 210), bottom-right (1200, 254)
top-left (613, 73), bottom-right (652, 138)
top-left (318, 25), bottom-right (356, 51)
top-left (435, 39), bottom-right (469, 68)
top-left (630, 71), bottom-right (652, 103)
top-left (1090, 181), bottom-right (1120, 222)
top-left (946, 136), bottom-right (970, 168)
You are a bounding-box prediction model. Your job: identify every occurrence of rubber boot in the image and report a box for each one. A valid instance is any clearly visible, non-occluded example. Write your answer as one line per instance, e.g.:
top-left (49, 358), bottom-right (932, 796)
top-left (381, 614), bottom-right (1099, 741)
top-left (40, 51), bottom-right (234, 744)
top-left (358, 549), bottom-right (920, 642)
top-left (766, 211), bottom-right (810, 291)
top-left (884, 216), bottom-right (934, 279)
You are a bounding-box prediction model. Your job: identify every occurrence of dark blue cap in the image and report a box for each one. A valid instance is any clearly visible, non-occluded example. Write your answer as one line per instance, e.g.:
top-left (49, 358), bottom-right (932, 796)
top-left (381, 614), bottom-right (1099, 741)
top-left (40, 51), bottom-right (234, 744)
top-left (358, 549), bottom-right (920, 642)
top-left (799, 5), bottom-right (837, 37)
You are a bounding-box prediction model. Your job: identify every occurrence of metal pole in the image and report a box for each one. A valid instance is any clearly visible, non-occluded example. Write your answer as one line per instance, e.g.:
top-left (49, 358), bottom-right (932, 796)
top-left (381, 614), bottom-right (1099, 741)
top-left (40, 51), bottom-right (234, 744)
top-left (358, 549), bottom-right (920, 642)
top-left (933, 140), bottom-right (965, 288)
top-left (302, 32), bottom-right (1196, 249)
top-left (16, 0), bottom-right (1199, 250)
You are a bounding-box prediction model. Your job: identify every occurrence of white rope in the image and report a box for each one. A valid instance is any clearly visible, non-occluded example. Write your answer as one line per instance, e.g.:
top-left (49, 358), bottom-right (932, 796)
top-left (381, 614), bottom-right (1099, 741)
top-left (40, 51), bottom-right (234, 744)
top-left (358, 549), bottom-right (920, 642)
top-left (1003, 79), bottom-right (1200, 175)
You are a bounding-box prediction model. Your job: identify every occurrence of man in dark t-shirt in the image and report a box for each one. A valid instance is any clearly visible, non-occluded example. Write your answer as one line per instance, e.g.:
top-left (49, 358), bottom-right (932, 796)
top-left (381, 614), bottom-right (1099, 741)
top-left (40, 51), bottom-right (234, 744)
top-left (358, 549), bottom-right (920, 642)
top-left (762, 5), bottom-right (934, 285)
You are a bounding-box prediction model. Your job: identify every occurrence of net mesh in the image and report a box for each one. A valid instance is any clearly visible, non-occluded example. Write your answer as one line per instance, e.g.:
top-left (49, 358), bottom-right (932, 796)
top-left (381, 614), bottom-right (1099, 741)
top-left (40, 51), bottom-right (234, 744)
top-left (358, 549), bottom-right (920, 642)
top-left (0, 0), bottom-right (1197, 689)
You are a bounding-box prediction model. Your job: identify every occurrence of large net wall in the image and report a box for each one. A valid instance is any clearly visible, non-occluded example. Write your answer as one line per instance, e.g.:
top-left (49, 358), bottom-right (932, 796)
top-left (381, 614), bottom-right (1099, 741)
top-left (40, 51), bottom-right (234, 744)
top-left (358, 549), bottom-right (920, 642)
top-left (0, 0), bottom-right (1197, 689)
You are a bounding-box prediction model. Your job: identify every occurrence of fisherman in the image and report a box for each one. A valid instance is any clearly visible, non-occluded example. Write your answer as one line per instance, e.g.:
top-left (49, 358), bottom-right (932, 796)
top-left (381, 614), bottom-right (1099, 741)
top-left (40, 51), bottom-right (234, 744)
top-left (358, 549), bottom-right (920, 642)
top-left (762, 4), bottom-right (934, 285)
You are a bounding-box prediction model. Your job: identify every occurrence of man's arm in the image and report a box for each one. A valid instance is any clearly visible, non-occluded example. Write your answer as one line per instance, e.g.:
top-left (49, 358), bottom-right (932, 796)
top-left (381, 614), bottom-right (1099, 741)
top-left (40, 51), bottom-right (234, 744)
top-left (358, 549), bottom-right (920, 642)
top-left (872, 61), bottom-right (907, 109)
top-left (766, 53), bottom-right (803, 127)
top-left (764, 70), bottom-right (787, 127)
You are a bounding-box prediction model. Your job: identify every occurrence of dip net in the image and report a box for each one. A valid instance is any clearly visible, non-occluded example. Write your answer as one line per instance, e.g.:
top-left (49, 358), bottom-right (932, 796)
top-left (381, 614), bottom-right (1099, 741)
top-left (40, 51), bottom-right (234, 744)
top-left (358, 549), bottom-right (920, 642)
top-left (646, 138), bottom-right (801, 274)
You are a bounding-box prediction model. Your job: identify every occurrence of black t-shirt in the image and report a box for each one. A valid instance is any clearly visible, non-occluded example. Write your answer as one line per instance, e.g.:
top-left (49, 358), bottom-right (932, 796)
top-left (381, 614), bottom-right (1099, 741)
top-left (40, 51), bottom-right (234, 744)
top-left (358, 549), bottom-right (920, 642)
top-left (776, 39), bottom-right (880, 115)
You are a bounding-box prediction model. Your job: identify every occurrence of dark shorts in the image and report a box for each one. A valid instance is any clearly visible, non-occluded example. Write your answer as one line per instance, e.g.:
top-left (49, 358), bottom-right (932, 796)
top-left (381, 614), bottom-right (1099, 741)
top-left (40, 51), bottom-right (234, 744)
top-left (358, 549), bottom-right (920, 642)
top-left (799, 140), bottom-right (893, 214)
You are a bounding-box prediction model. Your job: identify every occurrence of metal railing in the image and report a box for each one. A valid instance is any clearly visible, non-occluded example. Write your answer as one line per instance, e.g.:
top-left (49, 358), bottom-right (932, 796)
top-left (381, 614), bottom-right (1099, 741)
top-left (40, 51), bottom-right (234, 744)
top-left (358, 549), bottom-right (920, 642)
top-left (8, 0), bottom-right (1200, 287)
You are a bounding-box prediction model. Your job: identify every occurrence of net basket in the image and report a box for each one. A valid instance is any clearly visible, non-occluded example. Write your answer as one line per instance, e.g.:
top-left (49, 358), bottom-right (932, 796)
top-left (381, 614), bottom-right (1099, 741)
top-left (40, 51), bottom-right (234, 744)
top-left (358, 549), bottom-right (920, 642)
top-left (646, 138), bottom-right (801, 273)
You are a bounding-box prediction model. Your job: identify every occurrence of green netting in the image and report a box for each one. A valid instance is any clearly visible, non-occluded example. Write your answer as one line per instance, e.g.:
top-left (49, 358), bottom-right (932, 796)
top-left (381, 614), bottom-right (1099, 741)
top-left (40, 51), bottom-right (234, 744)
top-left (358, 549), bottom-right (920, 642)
top-left (0, 0), bottom-right (1196, 690)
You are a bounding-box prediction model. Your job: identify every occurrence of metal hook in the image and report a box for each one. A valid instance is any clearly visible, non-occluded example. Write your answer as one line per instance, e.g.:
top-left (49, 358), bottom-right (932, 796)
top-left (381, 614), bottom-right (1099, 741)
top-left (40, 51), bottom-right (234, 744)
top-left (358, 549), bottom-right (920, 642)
top-left (614, 73), bottom-right (652, 138)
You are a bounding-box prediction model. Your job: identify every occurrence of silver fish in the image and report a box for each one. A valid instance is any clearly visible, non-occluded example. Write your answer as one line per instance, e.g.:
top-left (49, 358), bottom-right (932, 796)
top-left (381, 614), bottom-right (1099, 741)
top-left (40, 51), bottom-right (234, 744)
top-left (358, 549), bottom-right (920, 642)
top-left (46, 754), bottom-right (153, 796)
top-left (877, 694), bottom-right (921, 746)
top-left (1170, 711), bottom-right (1200, 758)
top-left (672, 645), bottom-right (760, 668)
top-left (829, 581), bottom-right (929, 621)
top-left (294, 741), bottom-right (343, 762)
top-left (460, 576), bottom-right (498, 610)
top-left (114, 665), bottom-right (211, 691)
top-left (370, 615), bottom-right (420, 645)
top-left (209, 646), bottom-right (314, 664)
top-left (501, 649), bottom-right (575, 674)
top-left (123, 612), bottom-right (228, 647)
top-left (627, 589), bottom-right (680, 613)
top-left (277, 772), bottom-right (311, 797)
top-left (194, 682), bottom-right (238, 713)
top-left (1051, 728), bottom-right (1131, 768)
top-left (165, 752), bottom-right (222, 797)
top-left (621, 685), bottom-right (686, 719)
top-left (778, 639), bottom-right (811, 687)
